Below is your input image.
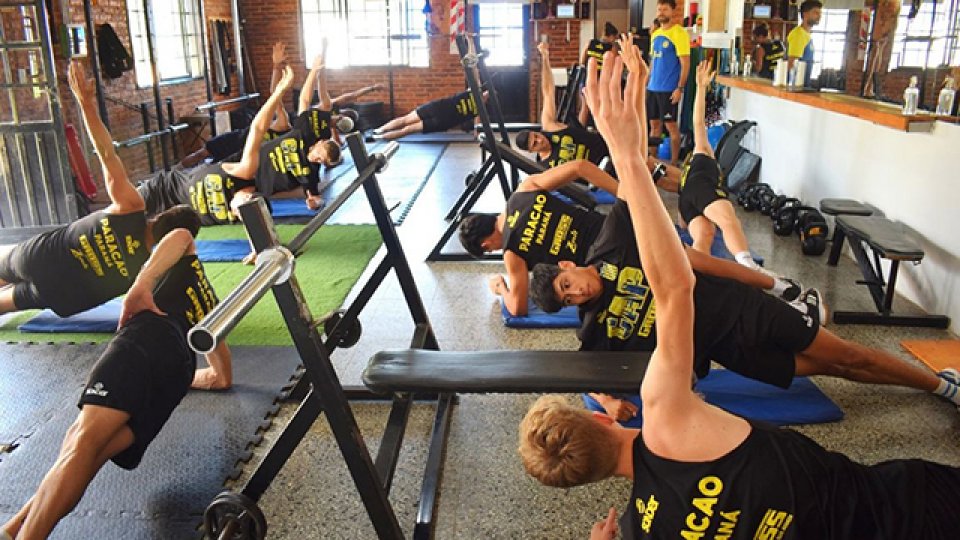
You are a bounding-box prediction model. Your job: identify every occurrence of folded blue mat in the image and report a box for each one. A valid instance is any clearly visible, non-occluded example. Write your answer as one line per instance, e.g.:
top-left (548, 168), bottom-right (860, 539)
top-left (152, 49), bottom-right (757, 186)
top-left (589, 189), bottom-right (617, 205)
top-left (19, 298), bottom-right (122, 333)
top-left (583, 369), bottom-right (843, 427)
top-left (502, 300), bottom-right (580, 328)
top-left (270, 198), bottom-right (319, 218)
top-left (195, 239), bottom-right (251, 262)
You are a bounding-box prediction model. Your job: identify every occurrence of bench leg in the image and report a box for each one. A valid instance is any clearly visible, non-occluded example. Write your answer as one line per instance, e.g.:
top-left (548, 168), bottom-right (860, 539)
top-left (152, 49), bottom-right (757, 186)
top-left (847, 237), bottom-right (887, 312)
top-left (413, 393), bottom-right (456, 540)
top-left (827, 224), bottom-right (846, 266)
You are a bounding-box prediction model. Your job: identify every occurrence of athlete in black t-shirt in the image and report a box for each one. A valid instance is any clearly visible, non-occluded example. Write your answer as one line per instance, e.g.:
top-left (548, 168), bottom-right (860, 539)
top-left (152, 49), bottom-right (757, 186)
top-left (256, 43), bottom-right (343, 209)
top-left (137, 65), bottom-right (297, 224)
top-left (457, 159), bottom-right (617, 315)
top-left (646, 62), bottom-right (771, 272)
top-left (372, 90), bottom-right (484, 141)
top-left (0, 61), bottom-right (202, 318)
top-left (527, 52), bottom-right (960, 420)
top-left (519, 50), bottom-right (960, 540)
top-left (752, 24), bottom-right (786, 79)
top-left (517, 42), bottom-right (611, 168)
top-left (1, 228), bottom-right (233, 539)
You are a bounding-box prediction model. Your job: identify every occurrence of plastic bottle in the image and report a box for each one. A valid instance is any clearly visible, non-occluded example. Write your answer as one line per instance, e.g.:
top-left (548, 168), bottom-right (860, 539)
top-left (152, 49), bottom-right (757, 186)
top-left (743, 55), bottom-right (753, 77)
top-left (902, 76), bottom-right (919, 115)
top-left (936, 77), bottom-right (956, 116)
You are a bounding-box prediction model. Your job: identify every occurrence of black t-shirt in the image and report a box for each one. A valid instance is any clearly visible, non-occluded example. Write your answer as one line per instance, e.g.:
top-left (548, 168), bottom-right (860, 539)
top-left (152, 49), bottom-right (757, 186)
top-left (152, 254), bottom-right (219, 335)
top-left (584, 39), bottom-right (613, 67)
top-left (257, 109), bottom-right (331, 196)
top-left (544, 119), bottom-right (609, 168)
top-left (416, 91), bottom-right (478, 133)
top-left (578, 200), bottom-right (745, 378)
top-left (621, 420), bottom-right (928, 539)
top-left (501, 190), bottom-right (604, 267)
top-left (18, 210), bottom-right (149, 316)
top-left (757, 40), bottom-right (786, 79)
top-left (138, 165), bottom-right (255, 226)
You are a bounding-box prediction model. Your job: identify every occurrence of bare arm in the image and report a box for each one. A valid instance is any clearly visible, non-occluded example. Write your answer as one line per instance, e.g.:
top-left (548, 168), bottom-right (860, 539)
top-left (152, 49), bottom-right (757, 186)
top-left (315, 53), bottom-right (332, 112)
top-left (647, 156), bottom-right (680, 192)
top-left (331, 83), bottom-right (383, 107)
top-left (269, 42), bottom-right (291, 132)
top-left (519, 160), bottom-right (618, 196)
top-left (117, 228), bottom-right (194, 328)
top-left (68, 60), bottom-right (144, 214)
top-left (497, 251), bottom-right (530, 316)
top-left (298, 40), bottom-right (327, 115)
top-left (753, 45), bottom-right (765, 74)
top-left (231, 66), bottom-right (295, 179)
top-left (692, 61), bottom-right (715, 157)
top-left (537, 42), bottom-right (560, 129)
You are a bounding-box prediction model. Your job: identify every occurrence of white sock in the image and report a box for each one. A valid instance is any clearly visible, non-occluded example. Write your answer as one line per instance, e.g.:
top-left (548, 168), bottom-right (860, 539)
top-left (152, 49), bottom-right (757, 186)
top-left (934, 378), bottom-right (960, 406)
top-left (1, 529), bottom-right (11, 540)
top-left (734, 251), bottom-right (759, 270)
top-left (769, 277), bottom-right (790, 295)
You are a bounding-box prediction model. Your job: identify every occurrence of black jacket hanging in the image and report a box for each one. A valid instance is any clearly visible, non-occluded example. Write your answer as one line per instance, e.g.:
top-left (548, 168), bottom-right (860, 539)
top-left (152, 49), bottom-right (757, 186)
top-left (96, 23), bottom-right (133, 79)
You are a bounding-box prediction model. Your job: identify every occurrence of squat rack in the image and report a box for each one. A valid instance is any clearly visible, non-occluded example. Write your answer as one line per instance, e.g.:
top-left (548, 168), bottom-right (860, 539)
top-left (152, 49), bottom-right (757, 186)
top-left (191, 132), bottom-right (452, 539)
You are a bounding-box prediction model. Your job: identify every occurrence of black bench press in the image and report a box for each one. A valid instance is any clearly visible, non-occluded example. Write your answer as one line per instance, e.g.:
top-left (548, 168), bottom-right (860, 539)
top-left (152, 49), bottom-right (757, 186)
top-left (828, 214), bottom-right (950, 328)
top-left (428, 34), bottom-right (599, 262)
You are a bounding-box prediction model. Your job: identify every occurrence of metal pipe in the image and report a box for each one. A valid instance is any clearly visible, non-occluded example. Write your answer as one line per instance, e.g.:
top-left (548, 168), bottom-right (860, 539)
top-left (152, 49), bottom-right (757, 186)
top-left (165, 98), bottom-right (179, 159)
top-left (140, 103), bottom-right (156, 172)
top-left (113, 123), bottom-right (190, 149)
top-left (230, 0), bottom-right (245, 95)
top-left (196, 0), bottom-right (214, 135)
top-left (194, 92), bottom-right (261, 112)
top-left (141, 0), bottom-right (170, 171)
top-left (188, 246), bottom-right (295, 353)
top-left (82, 0), bottom-right (109, 129)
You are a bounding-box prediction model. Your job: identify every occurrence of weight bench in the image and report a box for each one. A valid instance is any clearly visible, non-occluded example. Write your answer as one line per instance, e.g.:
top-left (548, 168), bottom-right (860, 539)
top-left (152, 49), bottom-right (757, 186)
top-left (828, 215), bottom-right (950, 328)
top-left (364, 349), bottom-right (648, 395)
top-left (820, 198), bottom-right (874, 261)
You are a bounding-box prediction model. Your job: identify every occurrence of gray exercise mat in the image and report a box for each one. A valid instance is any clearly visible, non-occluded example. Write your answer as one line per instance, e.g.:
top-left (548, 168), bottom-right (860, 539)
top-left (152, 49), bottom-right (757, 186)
top-left (0, 344), bottom-right (302, 539)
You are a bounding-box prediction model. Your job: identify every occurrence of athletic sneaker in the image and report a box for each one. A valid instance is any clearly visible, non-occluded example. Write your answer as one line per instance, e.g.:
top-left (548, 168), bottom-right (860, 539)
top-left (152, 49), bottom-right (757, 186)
top-left (800, 288), bottom-right (828, 327)
top-left (938, 368), bottom-right (960, 386)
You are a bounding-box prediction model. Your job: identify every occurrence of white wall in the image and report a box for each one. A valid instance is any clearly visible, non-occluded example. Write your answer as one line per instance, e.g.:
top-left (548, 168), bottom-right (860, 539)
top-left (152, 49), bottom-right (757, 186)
top-left (726, 87), bottom-right (960, 332)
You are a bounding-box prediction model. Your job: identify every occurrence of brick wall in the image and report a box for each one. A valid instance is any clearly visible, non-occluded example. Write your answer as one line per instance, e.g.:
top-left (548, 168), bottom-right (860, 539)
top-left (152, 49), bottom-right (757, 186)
top-left (54, 0), bottom-right (239, 201)
top-left (528, 19), bottom-right (586, 123)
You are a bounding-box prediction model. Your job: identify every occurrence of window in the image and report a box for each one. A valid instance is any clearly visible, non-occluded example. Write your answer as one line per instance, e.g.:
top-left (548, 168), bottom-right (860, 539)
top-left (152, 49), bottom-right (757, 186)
top-left (476, 4), bottom-right (526, 67)
top-left (888, 0), bottom-right (958, 69)
top-left (127, 0), bottom-right (203, 87)
top-left (808, 8), bottom-right (849, 79)
top-left (300, 0), bottom-right (430, 68)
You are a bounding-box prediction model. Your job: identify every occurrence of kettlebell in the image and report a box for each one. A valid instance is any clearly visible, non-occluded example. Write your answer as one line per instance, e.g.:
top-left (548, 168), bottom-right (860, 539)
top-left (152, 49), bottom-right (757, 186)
top-left (772, 200), bottom-right (802, 236)
top-left (742, 183), bottom-right (769, 212)
top-left (769, 195), bottom-right (794, 220)
top-left (797, 208), bottom-right (828, 256)
top-left (757, 188), bottom-right (779, 216)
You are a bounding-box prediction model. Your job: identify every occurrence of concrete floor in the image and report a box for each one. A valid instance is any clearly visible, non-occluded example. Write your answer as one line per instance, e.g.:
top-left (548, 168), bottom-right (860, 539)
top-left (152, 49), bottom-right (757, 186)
top-left (234, 142), bottom-right (960, 539)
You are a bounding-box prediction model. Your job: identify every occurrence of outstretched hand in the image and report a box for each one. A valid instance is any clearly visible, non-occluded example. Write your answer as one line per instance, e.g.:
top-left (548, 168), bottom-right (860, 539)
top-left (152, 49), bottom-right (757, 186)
top-left (584, 53), bottom-right (642, 157)
top-left (67, 59), bottom-right (94, 103)
top-left (589, 508), bottom-right (619, 540)
top-left (118, 284), bottom-right (166, 329)
top-left (276, 65), bottom-right (295, 92)
top-left (537, 41), bottom-right (549, 58)
top-left (310, 53), bottom-right (325, 72)
top-left (272, 42), bottom-right (287, 67)
top-left (617, 34), bottom-right (648, 82)
top-left (696, 59), bottom-right (716, 88)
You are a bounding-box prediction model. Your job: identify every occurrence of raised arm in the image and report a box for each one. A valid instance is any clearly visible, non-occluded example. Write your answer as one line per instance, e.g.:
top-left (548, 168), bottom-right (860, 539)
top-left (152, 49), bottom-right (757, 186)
top-left (537, 42), bottom-right (559, 128)
top-left (68, 60), bottom-right (144, 214)
top-left (493, 251), bottom-right (530, 316)
top-left (299, 39), bottom-right (327, 115)
top-left (519, 160), bottom-right (618, 195)
top-left (117, 228), bottom-right (194, 328)
top-left (231, 66), bottom-right (295, 179)
top-left (331, 83), bottom-right (383, 108)
top-left (692, 61), bottom-right (715, 157)
top-left (269, 42), bottom-right (291, 132)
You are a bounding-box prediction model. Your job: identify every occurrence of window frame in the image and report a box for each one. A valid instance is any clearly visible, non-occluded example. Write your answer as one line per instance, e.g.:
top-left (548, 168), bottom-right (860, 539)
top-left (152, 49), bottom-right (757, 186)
top-left (126, 0), bottom-right (204, 88)
top-left (807, 8), bottom-right (850, 80)
top-left (474, 3), bottom-right (527, 68)
top-left (299, 0), bottom-right (430, 68)
top-left (888, 0), bottom-right (960, 69)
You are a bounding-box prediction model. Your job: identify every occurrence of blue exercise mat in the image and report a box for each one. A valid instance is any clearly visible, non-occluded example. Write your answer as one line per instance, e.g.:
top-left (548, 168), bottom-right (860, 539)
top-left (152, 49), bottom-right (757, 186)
top-left (583, 369), bottom-right (843, 427)
top-left (676, 225), bottom-right (764, 265)
top-left (18, 298), bottom-right (122, 334)
top-left (196, 239), bottom-right (250, 262)
top-left (270, 197), bottom-right (319, 218)
top-left (502, 300), bottom-right (580, 329)
top-left (589, 189), bottom-right (617, 205)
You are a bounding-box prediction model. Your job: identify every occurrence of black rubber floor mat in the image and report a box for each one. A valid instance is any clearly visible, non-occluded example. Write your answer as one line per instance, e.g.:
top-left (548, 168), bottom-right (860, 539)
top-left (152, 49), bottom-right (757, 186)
top-left (0, 345), bottom-right (302, 539)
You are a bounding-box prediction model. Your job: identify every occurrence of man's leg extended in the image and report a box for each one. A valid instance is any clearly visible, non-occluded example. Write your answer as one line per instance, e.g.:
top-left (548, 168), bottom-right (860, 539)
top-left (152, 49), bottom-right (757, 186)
top-left (794, 327), bottom-right (946, 395)
top-left (379, 121), bottom-right (424, 140)
top-left (376, 111), bottom-right (419, 134)
top-left (686, 216), bottom-right (716, 254)
top-left (702, 198), bottom-right (756, 268)
top-left (8, 405), bottom-right (133, 539)
top-left (665, 120), bottom-right (681, 164)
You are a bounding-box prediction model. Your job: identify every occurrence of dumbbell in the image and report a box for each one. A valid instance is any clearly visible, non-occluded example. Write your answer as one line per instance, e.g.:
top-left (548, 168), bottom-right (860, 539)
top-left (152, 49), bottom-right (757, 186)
top-left (772, 200), bottom-right (803, 236)
top-left (797, 208), bottom-right (828, 256)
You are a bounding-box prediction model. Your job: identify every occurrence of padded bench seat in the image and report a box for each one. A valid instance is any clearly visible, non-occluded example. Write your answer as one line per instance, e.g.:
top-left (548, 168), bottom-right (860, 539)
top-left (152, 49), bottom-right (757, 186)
top-left (363, 349), bottom-right (650, 394)
top-left (819, 198), bottom-right (874, 216)
top-left (827, 215), bottom-right (949, 328)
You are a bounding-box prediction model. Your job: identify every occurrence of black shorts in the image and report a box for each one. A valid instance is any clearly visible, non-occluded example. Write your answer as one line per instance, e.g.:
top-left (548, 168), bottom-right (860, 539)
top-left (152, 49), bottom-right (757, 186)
top-left (204, 128), bottom-right (247, 162)
top-left (921, 462), bottom-right (960, 538)
top-left (78, 312), bottom-right (195, 470)
top-left (647, 91), bottom-right (679, 123)
top-left (416, 98), bottom-right (460, 134)
top-left (710, 290), bottom-right (819, 389)
top-left (0, 243), bottom-right (49, 310)
top-left (678, 154), bottom-right (729, 224)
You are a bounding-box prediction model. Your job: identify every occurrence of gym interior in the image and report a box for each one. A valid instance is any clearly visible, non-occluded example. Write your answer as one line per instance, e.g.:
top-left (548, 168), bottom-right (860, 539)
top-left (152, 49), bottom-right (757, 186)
top-left (0, 0), bottom-right (958, 538)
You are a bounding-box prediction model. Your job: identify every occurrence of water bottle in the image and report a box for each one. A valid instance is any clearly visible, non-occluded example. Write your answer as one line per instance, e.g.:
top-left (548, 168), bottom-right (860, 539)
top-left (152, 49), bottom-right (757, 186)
top-left (773, 61), bottom-right (788, 87)
top-left (902, 76), bottom-right (919, 115)
top-left (742, 55), bottom-right (753, 77)
top-left (936, 77), bottom-right (956, 116)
